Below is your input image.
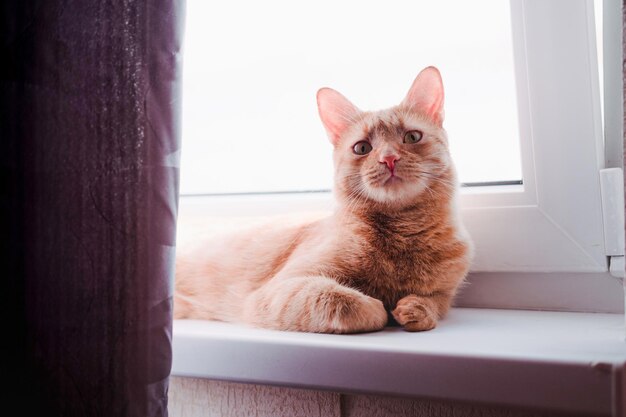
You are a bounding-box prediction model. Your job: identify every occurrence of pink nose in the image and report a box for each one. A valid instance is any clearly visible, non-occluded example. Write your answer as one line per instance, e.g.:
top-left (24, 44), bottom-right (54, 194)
top-left (380, 155), bottom-right (399, 171)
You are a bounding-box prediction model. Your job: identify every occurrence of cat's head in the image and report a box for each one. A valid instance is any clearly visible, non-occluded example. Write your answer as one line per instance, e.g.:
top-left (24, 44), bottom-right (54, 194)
top-left (317, 67), bottom-right (454, 210)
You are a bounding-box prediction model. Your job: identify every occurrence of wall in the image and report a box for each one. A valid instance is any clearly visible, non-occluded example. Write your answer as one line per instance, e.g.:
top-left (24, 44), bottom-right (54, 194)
top-left (168, 377), bottom-right (579, 417)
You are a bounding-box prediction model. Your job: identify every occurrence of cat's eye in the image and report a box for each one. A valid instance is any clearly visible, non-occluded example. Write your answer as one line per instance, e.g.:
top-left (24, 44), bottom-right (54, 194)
top-left (353, 141), bottom-right (373, 155)
top-left (403, 130), bottom-right (423, 144)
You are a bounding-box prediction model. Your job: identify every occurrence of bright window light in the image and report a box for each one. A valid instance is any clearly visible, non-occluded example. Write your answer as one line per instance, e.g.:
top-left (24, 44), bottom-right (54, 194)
top-left (181, 0), bottom-right (522, 195)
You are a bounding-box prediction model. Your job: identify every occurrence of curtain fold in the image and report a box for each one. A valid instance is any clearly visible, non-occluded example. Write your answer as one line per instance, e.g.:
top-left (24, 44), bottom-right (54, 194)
top-left (1, 1), bottom-right (184, 415)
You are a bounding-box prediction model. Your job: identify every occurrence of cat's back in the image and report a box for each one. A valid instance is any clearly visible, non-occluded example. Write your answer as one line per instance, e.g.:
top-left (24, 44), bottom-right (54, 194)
top-left (174, 212), bottom-right (328, 319)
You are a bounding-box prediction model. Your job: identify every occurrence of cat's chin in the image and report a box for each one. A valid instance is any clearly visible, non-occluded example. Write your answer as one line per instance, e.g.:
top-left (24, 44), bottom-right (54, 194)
top-left (363, 180), bottom-right (427, 208)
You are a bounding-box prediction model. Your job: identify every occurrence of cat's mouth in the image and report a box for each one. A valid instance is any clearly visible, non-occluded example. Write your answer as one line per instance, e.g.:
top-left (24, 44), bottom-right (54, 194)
top-left (383, 174), bottom-right (402, 186)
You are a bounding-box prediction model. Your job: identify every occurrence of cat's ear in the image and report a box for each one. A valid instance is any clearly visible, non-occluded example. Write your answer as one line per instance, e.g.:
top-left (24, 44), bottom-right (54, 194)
top-left (401, 66), bottom-right (444, 125)
top-left (317, 88), bottom-right (360, 146)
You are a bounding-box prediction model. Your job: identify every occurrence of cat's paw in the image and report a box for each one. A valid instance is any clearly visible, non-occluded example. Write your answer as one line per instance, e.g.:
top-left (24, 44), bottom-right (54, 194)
top-left (392, 295), bottom-right (437, 332)
top-left (323, 290), bottom-right (388, 334)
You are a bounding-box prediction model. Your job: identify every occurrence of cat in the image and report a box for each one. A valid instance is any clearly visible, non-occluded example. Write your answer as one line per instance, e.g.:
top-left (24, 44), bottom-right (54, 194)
top-left (174, 66), bottom-right (473, 333)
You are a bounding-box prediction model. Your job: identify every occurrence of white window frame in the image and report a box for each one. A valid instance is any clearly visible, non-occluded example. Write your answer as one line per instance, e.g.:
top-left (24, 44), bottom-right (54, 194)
top-left (178, 0), bottom-right (624, 313)
top-left (462, 0), bottom-right (606, 273)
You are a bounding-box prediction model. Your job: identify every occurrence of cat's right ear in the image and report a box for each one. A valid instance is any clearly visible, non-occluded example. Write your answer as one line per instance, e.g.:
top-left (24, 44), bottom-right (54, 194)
top-left (317, 88), bottom-right (360, 146)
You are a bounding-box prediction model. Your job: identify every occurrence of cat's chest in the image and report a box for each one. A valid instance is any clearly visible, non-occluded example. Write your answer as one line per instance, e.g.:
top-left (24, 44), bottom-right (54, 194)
top-left (362, 237), bottom-right (429, 282)
top-left (335, 233), bottom-right (436, 305)
top-left (360, 217), bottom-right (437, 275)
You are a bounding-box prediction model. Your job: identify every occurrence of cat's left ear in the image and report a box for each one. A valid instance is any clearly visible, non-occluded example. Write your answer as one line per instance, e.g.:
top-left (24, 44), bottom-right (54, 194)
top-left (317, 88), bottom-right (361, 146)
top-left (401, 66), bottom-right (445, 126)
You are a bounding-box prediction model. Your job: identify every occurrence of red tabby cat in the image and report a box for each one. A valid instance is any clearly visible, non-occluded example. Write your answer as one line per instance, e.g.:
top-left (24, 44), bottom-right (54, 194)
top-left (175, 67), bottom-right (472, 333)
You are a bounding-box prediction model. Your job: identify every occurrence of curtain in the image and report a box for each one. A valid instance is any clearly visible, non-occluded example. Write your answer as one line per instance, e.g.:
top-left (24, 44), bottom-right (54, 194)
top-left (619, 0), bottom-right (626, 320)
top-left (1, 1), bottom-right (184, 416)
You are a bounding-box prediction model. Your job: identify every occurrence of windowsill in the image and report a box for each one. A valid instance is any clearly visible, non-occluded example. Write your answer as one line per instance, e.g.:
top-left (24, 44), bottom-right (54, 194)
top-left (172, 308), bottom-right (626, 416)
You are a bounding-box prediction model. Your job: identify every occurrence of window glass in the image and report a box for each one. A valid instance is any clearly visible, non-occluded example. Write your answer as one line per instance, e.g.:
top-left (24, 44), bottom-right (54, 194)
top-left (181, 0), bottom-right (522, 194)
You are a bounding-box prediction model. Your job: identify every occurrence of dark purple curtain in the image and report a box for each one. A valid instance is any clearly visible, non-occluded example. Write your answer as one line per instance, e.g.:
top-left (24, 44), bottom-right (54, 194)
top-left (1, 1), bottom-right (184, 415)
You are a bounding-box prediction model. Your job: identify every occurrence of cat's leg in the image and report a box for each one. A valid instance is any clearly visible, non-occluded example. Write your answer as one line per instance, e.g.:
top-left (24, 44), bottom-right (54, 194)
top-left (391, 293), bottom-right (452, 332)
top-left (242, 276), bottom-right (388, 334)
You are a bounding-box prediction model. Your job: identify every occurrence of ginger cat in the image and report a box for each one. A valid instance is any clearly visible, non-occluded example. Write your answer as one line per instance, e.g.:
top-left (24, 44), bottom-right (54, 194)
top-left (175, 67), bottom-right (472, 333)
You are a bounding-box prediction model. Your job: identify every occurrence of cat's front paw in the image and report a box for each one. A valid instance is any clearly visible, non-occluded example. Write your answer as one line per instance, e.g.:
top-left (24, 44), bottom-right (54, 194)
top-left (392, 295), bottom-right (437, 332)
top-left (325, 291), bottom-right (388, 334)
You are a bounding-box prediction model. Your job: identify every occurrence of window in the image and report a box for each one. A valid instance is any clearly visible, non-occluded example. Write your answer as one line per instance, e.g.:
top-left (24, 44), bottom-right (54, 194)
top-left (172, 2), bottom-right (625, 411)
top-left (179, 0), bottom-right (622, 312)
top-left (181, 0), bottom-right (522, 194)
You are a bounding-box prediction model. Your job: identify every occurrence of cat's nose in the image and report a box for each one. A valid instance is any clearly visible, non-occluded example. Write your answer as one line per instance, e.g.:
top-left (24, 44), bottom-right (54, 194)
top-left (380, 154), bottom-right (399, 171)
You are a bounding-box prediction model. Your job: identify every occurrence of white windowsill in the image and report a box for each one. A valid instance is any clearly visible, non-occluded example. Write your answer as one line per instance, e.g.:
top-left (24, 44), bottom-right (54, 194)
top-left (172, 308), bottom-right (626, 416)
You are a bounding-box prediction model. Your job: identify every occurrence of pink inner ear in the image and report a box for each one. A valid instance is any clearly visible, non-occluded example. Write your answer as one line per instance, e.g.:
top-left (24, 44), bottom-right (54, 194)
top-left (317, 88), bottom-right (360, 145)
top-left (402, 67), bottom-right (445, 125)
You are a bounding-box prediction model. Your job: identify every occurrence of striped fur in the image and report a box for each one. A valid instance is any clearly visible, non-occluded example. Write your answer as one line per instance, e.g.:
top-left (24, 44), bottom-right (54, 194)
top-left (175, 67), bottom-right (473, 333)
